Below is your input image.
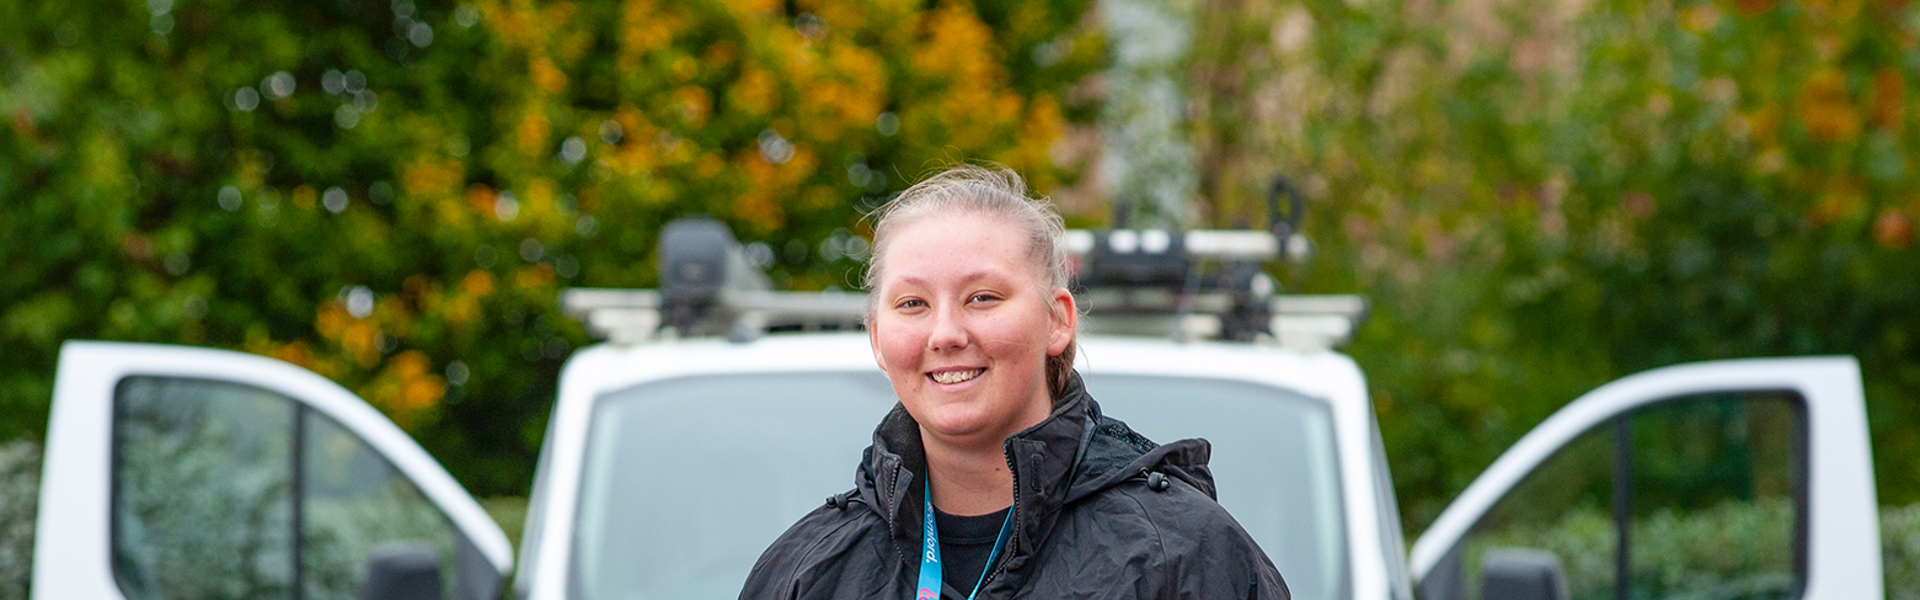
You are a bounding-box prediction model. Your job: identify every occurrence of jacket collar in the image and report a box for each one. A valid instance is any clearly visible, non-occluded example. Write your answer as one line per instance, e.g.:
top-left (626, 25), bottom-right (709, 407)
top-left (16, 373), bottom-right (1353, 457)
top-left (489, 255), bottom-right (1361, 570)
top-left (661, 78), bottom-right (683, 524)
top-left (857, 373), bottom-right (1099, 561)
top-left (855, 371), bottom-right (1217, 583)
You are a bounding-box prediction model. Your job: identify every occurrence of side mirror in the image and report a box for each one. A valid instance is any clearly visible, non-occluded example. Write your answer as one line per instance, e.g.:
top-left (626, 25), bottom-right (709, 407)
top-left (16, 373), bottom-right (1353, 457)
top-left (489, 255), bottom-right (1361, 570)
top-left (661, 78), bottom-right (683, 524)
top-left (358, 543), bottom-right (444, 600)
top-left (1479, 548), bottom-right (1569, 600)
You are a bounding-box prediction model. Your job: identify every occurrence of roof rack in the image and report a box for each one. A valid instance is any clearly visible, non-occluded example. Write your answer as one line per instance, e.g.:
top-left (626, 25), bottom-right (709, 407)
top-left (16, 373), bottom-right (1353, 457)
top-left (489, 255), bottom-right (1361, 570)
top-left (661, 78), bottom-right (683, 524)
top-left (561, 215), bottom-right (1368, 349)
top-left (559, 285), bottom-right (1366, 349)
top-left (561, 287), bottom-right (868, 345)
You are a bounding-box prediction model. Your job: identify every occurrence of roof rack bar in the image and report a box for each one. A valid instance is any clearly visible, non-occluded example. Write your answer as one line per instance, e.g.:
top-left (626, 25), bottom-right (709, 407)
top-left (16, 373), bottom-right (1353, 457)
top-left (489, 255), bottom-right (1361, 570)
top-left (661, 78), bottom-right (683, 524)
top-left (1268, 294), bottom-right (1370, 350)
top-left (720, 290), bottom-right (868, 322)
top-left (1063, 229), bottom-right (1279, 260)
top-left (560, 288), bottom-right (662, 315)
top-left (1273, 294), bottom-right (1369, 319)
top-left (561, 287), bottom-right (869, 344)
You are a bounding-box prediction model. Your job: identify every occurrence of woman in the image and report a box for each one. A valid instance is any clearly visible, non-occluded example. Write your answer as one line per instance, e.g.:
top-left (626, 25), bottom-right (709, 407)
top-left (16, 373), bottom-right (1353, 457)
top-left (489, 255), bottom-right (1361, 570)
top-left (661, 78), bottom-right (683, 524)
top-left (740, 166), bottom-right (1289, 599)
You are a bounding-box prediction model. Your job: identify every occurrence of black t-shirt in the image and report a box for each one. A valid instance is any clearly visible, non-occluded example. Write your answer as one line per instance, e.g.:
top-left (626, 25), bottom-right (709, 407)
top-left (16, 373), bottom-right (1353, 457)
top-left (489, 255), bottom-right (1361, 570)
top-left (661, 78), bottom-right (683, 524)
top-left (933, 506), bottom-right (1012, 595)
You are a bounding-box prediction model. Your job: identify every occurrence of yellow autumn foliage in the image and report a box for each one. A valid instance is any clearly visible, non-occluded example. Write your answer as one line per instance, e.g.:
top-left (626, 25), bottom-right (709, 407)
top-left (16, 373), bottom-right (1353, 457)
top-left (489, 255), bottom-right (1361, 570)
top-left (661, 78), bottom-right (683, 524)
top-left (0, 0), bottom-right (1099, 499)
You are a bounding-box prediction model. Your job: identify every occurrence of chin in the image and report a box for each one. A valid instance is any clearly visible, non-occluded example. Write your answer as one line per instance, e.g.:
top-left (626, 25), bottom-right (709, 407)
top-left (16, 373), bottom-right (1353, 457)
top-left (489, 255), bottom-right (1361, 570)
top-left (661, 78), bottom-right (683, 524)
top-left (909, 400), bottom-right (1004, 441)
top-left (914, 405), bottom-right (988, 436)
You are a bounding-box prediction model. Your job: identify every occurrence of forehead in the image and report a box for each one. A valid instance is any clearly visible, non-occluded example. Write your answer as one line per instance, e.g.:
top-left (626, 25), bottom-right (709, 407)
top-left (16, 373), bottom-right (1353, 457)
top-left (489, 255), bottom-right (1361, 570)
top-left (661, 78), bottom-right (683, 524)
top-left (876, 213), bottom-right (1039, 286)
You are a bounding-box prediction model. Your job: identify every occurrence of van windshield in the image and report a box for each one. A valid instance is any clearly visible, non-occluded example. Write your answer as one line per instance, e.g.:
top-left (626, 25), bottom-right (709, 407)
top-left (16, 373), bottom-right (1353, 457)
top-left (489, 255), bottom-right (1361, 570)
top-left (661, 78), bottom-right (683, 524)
top-left (571, 372), bottom-right (1347, 600)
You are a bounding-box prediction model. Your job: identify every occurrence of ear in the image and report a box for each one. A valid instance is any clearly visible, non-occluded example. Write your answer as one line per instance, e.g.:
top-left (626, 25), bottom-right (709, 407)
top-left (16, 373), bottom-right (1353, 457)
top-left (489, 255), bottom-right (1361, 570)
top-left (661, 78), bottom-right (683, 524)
top-left (868, 317), bottom-right (888, 371)
top-left (1046, 287), bottom-right (1077, 356)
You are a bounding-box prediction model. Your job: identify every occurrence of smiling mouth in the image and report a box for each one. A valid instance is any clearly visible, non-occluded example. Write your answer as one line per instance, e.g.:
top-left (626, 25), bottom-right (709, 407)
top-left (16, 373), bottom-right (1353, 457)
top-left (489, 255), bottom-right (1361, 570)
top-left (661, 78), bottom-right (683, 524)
top-left (928, 369), bottom-right (985, 385)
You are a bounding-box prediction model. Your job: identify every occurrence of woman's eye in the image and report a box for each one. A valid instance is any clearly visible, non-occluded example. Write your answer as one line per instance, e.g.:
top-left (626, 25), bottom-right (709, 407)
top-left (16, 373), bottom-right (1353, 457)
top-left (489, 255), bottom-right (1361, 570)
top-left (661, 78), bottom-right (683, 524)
top-left (896, 299), bottom-right (926, 310)
top-left (969, 293), bottom-right (1000, 304)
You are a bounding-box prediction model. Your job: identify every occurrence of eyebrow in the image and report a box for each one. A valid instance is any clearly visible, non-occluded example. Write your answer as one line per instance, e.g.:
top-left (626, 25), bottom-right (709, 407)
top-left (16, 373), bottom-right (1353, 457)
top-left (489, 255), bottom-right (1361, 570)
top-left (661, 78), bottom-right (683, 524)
top-left (892, 268), bottom-right (1019, 289)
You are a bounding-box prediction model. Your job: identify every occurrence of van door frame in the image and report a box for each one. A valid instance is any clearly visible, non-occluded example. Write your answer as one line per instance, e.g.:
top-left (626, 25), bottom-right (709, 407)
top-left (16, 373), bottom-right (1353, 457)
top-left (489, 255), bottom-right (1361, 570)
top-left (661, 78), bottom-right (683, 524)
top-left (1407, 356), bottom-right (1881, 600)
top-left (31, 341), bottom-right (513, 600)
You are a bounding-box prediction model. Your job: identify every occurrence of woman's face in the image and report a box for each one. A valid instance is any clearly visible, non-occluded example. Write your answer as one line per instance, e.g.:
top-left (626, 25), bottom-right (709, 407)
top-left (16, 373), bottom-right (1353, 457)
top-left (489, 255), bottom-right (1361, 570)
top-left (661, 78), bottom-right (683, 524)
top-left (869, 212), bottom-right (1076, 450)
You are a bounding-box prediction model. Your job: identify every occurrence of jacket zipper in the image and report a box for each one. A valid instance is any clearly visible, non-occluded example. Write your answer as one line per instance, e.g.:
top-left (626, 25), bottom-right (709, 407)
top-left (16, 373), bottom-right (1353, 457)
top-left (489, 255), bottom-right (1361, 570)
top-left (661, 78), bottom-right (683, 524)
top-left (890, 463), bottom-right (912, 572)
top-left (971, 447), bottom-right (1022, 596)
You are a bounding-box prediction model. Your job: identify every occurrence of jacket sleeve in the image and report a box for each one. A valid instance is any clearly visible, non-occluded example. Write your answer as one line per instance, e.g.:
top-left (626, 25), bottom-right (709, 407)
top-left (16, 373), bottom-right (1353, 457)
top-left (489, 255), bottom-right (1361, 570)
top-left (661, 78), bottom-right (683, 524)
top-left (1155, 496), bottom-right (1292, 600)
top-left (739, 509), bottom-right (833, 600)
top-left (739, 503), bottom-right (891, 600)
top-left (738, 533), bottom-right (804, 600)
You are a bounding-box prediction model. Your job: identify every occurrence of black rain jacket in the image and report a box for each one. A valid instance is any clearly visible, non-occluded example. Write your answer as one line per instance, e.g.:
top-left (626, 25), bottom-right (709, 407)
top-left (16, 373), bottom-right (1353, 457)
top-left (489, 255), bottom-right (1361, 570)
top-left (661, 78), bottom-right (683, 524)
top-left (739, 373), bottom-right (1291, 600)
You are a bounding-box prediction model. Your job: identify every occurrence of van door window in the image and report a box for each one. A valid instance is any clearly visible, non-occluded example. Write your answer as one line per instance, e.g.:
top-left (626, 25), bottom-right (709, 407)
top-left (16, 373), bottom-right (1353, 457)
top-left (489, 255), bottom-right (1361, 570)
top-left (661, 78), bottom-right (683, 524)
top-left (112, 376), bottom-right (297, 600)
top-left (1428, 391), bottom-right (1806, 600)
top-left (111, 376), bottom-right (476, 600)
top-left (1444, 415), bottom-right (1619, 600)
top-left (1623, 393), bottom-right (1803, 600)
top-left (301, 410), bottom-right (463, 600)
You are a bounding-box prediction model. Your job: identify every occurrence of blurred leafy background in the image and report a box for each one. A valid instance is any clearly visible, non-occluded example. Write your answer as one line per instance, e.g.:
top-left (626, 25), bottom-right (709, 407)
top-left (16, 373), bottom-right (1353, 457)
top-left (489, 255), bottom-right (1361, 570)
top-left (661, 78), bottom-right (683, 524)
top-left (2, 0), bottom-right (1917, 558)
top-left (0, 0), bottom-right (1098, 497)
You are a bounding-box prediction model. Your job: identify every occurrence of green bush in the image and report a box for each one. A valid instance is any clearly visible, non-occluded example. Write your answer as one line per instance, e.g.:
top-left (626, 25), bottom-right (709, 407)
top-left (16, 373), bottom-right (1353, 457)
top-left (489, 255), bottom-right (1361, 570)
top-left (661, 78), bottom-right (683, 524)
top-left (1885, 504), bottom-right (1920, 600)
top-left (0, 440), bottom-right (36, 600)
top-left (481, 496), bottom-right (529, 555)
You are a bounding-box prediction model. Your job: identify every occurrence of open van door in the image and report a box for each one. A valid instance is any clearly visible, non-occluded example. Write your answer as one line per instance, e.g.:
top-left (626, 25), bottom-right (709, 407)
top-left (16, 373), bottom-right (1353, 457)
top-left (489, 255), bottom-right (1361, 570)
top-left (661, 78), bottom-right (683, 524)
top-left (32, 341), bottom-right (513, 600)
top-left (1410, 357), bottom-right (1881, 600)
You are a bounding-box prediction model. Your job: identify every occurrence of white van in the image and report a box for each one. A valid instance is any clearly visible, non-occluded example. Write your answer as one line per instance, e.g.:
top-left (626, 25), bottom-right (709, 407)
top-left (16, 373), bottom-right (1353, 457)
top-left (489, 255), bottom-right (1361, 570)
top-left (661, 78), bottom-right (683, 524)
top-left (30, 221), bottom-right (1883, 600)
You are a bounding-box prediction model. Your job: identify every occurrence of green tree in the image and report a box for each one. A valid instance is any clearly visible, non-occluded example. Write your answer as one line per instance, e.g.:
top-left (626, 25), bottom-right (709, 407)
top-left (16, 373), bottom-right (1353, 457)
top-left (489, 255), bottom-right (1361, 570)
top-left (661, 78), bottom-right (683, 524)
top-left (0, 0), bottom-right (1102, 496)
top-left (1189, 0), bottom-right (1920, 525)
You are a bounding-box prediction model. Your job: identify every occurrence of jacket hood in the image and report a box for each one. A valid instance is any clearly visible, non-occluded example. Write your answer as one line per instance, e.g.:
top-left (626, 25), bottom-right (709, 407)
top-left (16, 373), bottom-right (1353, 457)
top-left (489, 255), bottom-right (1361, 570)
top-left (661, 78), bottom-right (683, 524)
top-left (853, 372), bottom-right (1216, 562)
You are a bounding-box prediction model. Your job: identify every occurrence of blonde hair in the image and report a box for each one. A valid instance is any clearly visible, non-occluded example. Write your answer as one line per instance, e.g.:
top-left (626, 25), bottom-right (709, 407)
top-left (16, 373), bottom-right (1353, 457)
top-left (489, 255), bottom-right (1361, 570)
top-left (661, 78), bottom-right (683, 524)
top-left (864, 165), bottom-right (1078, 399)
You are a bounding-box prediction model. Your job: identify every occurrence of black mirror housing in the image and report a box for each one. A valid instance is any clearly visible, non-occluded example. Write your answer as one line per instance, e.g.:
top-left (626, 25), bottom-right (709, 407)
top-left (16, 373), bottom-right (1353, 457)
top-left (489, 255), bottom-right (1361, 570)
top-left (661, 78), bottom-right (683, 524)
top-left (1479, 548), bottom-right (1569, 600)
top-left (358, 544), bottom-right (444, 600)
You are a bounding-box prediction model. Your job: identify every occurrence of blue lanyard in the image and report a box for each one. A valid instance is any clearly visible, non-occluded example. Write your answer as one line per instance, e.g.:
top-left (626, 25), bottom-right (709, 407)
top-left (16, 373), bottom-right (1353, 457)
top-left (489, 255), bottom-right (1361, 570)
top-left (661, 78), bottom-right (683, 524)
top-left (917, 479), bottom-right (1013, 600)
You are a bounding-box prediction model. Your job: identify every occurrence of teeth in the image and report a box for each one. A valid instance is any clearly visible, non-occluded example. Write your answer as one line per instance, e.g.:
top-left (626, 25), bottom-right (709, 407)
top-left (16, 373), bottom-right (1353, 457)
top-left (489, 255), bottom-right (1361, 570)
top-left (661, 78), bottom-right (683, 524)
top-left (931, 369), bottom-right (984, 384)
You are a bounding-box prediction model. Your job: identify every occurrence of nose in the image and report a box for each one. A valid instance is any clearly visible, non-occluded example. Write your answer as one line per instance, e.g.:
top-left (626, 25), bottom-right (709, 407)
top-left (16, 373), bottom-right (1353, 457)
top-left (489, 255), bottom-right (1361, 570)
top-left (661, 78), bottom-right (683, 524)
top-left (927, 302), bottom-right (968, 352)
